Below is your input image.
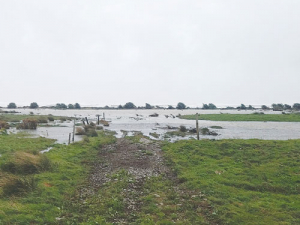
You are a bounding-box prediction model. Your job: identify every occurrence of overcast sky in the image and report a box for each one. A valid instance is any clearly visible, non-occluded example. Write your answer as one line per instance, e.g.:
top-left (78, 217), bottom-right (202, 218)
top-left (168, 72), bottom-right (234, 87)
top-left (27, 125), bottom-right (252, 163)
top-left (1, 0), bottom-right (299, 107)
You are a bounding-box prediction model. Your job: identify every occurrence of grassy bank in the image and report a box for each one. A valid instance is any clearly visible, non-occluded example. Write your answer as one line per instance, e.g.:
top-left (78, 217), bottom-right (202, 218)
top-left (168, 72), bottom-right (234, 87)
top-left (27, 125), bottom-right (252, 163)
top-left (1, 132), bottom-right (300, 224)
top-left (0, 132), bottom-right (116, 224)
top-left (0, 113), bottom-right (66, 123)
top-left (181, 113), bottom-right (300, 122)
top-left (163, 139), bottom-right (300, 224)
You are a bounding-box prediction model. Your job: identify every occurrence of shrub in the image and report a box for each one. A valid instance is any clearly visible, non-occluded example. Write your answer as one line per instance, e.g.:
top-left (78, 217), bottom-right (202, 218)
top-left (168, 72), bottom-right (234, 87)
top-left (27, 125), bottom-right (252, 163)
top-left (200, 128), bottom-right (210, 135)
top-left (95, 126), bottom-right (103, 130)
top-left (84, 125), bottom-right (98, 137)
top-left (48, 116), bottom-right (55, 121)
top-left (37, 116), bottom-right (48, 123)
top-left (100, 120), bottom-right (109, 126)
top-left (179, 125), bottom-right (187, 132)
top-left (75, 127), bottom-right (86, 135)
top-left (60, 117), bottom-right (67, 122)
top-left (0, 121), bottom-right (9, 129)
top-left (17, 119), bottom-right (37, 129)
top-left (86, 129), bottom-right (98, 137)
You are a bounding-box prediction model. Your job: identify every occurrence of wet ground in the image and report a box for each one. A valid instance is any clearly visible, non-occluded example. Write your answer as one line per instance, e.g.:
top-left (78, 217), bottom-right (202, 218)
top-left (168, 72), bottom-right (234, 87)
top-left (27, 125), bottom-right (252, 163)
top-left (6, 109), bottom-right (300, 143)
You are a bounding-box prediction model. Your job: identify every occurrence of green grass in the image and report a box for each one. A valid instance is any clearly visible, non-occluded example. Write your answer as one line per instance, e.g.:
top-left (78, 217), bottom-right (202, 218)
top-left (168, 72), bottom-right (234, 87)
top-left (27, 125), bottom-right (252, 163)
top-left (162, 139), bottom-right (300, 224)
top-left (0, 131), bottom-right (116, 224)
top-left (0, 114), bottom-right (63, 123)
top-left (0, 133), bottom-right (55, 159)
top-left (1, 132), bottom-right (300, 224)
top-left (181, 113), bottom-right (300, 122)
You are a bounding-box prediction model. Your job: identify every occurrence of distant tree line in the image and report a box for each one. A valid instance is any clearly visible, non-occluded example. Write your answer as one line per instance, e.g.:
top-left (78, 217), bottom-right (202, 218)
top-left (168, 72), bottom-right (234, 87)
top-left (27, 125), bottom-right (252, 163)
top-left (4, 102), bottom-right (300, 111)
top-left (202, 103), bottom-right (217, 109)
top-left (55, 103), bottom-right (81, 109)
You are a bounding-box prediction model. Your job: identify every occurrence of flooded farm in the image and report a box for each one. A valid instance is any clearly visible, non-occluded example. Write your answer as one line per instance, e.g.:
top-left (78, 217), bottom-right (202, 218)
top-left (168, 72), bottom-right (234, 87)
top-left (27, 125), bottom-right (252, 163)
top-left (7, 108), bottom-right (300, 144)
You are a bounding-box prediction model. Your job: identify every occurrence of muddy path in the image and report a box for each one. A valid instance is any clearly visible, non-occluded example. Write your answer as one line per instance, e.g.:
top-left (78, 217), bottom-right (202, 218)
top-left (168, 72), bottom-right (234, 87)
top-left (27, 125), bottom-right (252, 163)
top-left (76, 137), bottom-right (218, 224)
top-left (90, 138), bottom-right (169, 187)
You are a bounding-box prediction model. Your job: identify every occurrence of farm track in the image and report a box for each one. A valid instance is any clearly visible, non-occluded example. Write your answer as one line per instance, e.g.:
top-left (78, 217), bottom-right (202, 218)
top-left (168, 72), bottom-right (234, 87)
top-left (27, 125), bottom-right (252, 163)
top-left (76, 137), bottom-right (219, 224)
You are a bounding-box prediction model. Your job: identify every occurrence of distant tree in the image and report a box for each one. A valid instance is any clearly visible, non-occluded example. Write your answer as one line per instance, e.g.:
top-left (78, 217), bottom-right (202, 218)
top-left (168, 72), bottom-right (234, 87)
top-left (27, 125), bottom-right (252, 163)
top-left (74, 103), bottom-right (81, 109)
top-left (203, 103), bottom-right (217, 109)
top-left (176, 102), bottom-right (186, 110)
top-left (293, 103), bottom-right (300, 110)
top-left (68, 104), bottom-right (74, 109)
top-left (7, 102), bottom-right (17, 109)
top-left (248, 105), bottom-right (254, 110)
top-left (202, 104), bottom-right (209, 109)
top-left (284, 104), bottom-right (292, 110)
top-left (237, 104), bottom-right (246, 110)
top-left (261, 105), bottom-right (269, 110)
top-left (208, 103), bottom-right (217, 109)
top-left (226, 106), bottom-right (235, 109)
top-left (272, 103), bottom-right (284, 111)
top-left (29, 102), bottom-right (39, 109)
top-left (118, 105), bottom-right (123, 109)
top-left (123, 102), bottom-right (136, 109)
top-left (104, 105), bottom-right (110, 109)
top-left (56, 103), bottom-right (67, 109)
top-left (145, 103), bottom-right (153, 109)
top-left (168, 105), bottom-right (175, 109)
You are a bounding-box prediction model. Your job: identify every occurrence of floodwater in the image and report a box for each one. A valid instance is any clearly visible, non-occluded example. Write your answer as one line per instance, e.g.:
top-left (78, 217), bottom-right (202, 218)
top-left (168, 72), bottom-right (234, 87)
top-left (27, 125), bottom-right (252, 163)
top-left (7, 108), bottom-right (300, 143)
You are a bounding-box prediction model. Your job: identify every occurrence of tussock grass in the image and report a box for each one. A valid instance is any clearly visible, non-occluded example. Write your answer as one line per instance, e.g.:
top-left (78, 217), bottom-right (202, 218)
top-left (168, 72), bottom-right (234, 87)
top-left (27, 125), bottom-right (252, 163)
top-left (0, 121), bottom-right (9, 129)
top-left (1, 152), bottom-right (52, 175)
top-left (16, 119), bottom-right (37, 129)
top-left (0, 174), bottom-right (37, 197)
top-left (0, 131), bottom-right (116, 224)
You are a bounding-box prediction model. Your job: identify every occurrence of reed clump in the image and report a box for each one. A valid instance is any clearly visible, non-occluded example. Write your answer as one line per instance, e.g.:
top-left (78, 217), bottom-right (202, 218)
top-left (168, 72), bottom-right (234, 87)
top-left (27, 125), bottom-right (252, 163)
top-left (17, 119), bottom-right (38, 129)
top-left (0, 121), bottom-right (9, 129)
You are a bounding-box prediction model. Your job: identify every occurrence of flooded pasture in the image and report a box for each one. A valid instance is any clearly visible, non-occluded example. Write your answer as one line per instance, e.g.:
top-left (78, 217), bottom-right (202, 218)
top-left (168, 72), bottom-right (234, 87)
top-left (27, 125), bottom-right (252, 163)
top-left (8, 108), bottom-right (300, 143)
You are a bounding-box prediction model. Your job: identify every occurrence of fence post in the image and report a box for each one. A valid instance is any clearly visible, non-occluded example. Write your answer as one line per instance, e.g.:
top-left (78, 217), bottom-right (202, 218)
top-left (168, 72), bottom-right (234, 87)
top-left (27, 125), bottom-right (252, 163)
top-left (96, 115), bottom-right (100, 125)
top-left (196, 113), bottom-right (199, 140)
top-left (72, 119), bottom-right (75, 142)
top-left (68, 133), bottom-right (71, 144)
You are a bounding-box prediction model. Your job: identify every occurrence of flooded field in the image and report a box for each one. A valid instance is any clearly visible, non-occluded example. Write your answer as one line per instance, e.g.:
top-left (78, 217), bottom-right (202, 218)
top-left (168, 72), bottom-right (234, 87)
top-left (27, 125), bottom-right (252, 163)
top-left (6, 108), bottom-right (300, 143)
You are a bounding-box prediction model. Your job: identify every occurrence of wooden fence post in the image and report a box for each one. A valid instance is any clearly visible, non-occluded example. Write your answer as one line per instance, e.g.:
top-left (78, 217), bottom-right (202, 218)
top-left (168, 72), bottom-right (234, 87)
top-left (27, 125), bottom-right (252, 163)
top-left (85, 117), bottom-right (89, 125)
top-left (68, 133), bottom-right (71, 144)
top-left (196, 113), bottom-right (199, 140)
top-left (96, 115), bottom-right (100, 125)
top-left (72, 119), bottom-right (75, 142)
